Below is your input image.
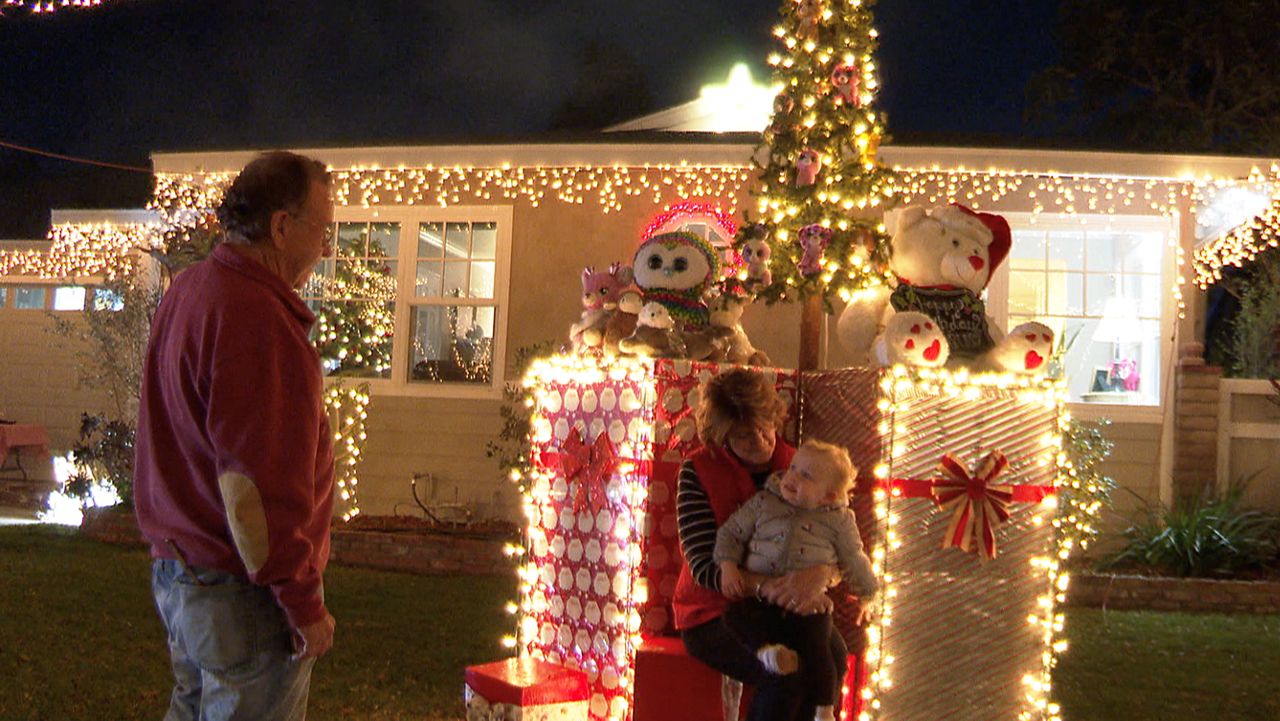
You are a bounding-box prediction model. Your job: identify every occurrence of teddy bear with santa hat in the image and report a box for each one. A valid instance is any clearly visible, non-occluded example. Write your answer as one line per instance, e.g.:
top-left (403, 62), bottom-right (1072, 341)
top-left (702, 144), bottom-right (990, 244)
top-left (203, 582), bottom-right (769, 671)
top-left (837, 203), bottom-right (1054, 373)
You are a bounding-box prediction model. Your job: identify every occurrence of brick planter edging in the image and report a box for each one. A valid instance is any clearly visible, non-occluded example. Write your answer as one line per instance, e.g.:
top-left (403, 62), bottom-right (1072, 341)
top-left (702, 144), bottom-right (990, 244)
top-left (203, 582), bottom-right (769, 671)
top-left (1067, 573), bottom-right (1280, 614)
top-left (78, 507), bottom-right (512, 577)
top-left (329, 529), bottom-right (512, 577)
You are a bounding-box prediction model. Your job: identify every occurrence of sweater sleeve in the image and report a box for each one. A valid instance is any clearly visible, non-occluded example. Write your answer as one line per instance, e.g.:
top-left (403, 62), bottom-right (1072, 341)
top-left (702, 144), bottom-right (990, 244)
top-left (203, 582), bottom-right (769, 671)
top-left (204, 308), bottom-right (329, 629)
top-left (833, 508), bottom-right (879, 598)
top-left (676, 459), bottom-right (721, 591)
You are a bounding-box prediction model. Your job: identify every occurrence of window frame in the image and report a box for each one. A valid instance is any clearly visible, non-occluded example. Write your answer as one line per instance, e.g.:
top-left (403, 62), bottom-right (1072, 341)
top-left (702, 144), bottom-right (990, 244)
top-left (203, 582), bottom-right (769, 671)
top-left (985, 212), bottom-right (1178, 423)
top-left (329, 205), bottom-right (514, 400)
top-left (0, 278), bottom-right (97, 313)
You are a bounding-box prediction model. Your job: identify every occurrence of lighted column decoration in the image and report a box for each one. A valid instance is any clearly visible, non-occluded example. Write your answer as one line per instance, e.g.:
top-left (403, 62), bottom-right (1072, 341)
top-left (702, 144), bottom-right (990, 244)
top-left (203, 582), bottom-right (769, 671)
top-left (860, 368), bottom-right (1066, 721)
top-left (749, 0), bottom-right (896, 308)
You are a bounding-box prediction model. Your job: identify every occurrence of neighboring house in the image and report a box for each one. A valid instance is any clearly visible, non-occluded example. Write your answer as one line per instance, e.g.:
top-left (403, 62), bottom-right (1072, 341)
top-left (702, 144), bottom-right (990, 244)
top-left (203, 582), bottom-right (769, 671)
top-left (3, 83), bottom-right (1275, 526)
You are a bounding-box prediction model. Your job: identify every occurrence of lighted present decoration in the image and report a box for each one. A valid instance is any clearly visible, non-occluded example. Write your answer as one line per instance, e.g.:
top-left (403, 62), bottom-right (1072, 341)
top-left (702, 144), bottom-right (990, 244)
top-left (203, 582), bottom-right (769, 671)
top-left (514, 356), bottom-right (798, 721)
top-left (465, 657), bottom-right (590, 721)
top-left (508, 358), bottom-right (1066, 721)
top-left (862, 369), bottom-right (1064, 721)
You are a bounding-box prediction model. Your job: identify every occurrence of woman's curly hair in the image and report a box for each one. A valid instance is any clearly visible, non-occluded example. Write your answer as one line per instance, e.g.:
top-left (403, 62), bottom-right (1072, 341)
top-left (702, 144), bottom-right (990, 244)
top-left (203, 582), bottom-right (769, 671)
top-left (695, 368), bottom-right (788, 448)
top-left (215, 151), bottom-right (329, 245)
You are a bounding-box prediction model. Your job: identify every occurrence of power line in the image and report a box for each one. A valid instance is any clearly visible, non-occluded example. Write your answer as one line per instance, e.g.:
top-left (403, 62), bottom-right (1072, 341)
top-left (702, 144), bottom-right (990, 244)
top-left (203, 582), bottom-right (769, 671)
top-left (0, 138), bottom-right (151, 173)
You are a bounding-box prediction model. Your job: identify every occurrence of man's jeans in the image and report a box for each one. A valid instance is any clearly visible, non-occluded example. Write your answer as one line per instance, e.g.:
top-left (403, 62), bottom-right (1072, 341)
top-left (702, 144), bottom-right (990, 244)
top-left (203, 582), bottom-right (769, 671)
top-left (151, 559), bottom-right (315, 721)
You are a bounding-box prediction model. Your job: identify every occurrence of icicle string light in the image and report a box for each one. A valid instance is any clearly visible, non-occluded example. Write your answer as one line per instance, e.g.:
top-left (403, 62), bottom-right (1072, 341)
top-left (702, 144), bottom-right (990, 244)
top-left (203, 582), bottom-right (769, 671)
top-left (324, 382), bottom-right (371, 521)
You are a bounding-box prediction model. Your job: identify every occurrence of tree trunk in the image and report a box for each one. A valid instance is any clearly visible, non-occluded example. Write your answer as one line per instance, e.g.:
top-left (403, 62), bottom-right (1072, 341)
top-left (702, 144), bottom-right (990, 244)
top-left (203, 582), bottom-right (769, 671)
top-left (798, 294), bottom-right (823, 371)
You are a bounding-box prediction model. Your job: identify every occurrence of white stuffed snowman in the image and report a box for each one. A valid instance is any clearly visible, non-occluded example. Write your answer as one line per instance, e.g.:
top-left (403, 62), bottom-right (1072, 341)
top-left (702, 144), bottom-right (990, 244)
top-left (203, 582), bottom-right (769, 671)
top-left (837, 203), bottom-right (1054, 373)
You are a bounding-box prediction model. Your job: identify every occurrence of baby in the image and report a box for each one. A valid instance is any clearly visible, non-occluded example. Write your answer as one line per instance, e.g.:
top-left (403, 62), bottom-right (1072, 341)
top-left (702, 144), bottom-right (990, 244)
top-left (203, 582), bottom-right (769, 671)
top-left (714, 439), bottom-right (878, 721)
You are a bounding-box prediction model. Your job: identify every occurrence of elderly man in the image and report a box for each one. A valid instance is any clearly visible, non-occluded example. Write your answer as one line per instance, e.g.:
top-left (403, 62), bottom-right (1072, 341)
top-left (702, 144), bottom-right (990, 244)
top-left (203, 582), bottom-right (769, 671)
top-left (135, 151), bottom-right (337, 721)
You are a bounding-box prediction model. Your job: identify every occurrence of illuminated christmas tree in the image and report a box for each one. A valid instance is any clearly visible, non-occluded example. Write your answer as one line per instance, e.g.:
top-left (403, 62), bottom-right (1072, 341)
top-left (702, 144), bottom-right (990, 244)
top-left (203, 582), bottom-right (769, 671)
top-left (312, 243), bottom-right (396, 377)
top-left (745, 0), bottom-right (897, 363)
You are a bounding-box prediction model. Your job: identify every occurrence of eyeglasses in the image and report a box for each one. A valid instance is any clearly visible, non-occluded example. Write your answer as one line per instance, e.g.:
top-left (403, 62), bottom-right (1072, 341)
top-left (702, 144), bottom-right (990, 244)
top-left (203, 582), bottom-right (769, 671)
top-left (290, 212), bottom-right (334, 242)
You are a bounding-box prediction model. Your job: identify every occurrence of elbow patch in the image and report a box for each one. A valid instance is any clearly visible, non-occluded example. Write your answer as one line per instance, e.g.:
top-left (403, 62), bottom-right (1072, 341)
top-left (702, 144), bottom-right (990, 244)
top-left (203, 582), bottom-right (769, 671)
top-left (218, 471), bottom-right (270, 574)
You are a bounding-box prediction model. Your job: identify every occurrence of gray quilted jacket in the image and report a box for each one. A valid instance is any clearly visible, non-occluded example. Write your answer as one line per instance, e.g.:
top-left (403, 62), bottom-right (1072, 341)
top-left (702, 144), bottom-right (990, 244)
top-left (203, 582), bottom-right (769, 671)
top-left (713, 479), bottom-right (878, 598)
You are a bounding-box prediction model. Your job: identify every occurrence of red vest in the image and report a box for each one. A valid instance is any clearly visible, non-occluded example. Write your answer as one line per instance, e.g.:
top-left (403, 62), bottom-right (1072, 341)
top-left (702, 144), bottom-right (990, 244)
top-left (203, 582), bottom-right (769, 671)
top-left (671, 438), bottom-right (796, 630)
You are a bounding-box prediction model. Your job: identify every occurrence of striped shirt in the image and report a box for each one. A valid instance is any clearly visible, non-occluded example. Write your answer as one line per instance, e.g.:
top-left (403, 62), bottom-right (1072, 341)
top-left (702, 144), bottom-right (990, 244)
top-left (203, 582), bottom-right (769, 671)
top-left (676, 458), bottom-right (771, 591)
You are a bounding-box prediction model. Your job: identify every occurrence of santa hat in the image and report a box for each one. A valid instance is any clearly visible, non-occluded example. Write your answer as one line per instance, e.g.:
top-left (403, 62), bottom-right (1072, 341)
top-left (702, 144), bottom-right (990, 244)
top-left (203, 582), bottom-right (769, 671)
top-left (952, 203), bottom-right (1011, 282)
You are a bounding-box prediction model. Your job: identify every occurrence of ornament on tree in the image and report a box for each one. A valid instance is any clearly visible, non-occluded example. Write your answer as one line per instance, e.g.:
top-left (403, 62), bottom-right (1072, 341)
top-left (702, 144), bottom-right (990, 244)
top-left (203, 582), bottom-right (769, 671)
top-left (795, 149), bottom-right (822, 188)
top-left (738, 224), bottom-right (773, 294)
top-left (795, 0), bottom-right (822, 37)
top-left (830, 63), bottom-right (860, 105)
top-left (797, 224), bottom-right (832, 277)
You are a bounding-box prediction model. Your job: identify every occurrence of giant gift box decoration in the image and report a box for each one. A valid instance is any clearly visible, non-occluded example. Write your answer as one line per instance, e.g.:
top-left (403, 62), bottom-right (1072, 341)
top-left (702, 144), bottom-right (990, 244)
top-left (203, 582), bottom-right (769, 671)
top-left (465, 657), bottom-right (590, 721)
top-left (512, 357), bottom-right (1064, 721)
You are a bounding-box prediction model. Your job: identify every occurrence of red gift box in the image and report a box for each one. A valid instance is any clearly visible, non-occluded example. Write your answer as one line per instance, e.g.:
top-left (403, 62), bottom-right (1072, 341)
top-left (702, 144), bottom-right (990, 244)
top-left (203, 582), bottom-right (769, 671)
top-left (465, 658), bottom-right (589, 720)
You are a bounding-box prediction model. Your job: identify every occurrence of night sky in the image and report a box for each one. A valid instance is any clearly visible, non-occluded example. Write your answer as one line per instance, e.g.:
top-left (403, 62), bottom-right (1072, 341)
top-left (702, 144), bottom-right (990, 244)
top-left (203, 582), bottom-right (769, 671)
top-left (0, 0), bottom-right (1060, 238)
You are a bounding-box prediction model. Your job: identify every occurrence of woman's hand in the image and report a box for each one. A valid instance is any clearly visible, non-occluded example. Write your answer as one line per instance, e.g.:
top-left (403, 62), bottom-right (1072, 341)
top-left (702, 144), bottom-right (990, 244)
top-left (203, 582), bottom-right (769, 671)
top-left (760, 564), bottom-right (837, 615)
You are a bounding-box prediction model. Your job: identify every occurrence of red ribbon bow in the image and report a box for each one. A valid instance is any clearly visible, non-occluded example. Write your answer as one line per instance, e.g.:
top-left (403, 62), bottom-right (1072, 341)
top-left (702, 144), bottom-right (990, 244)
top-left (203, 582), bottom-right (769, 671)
top-left (933, 451), bottom-right (1014, 561)
top-left (543, 428), bottom-right (616, 514)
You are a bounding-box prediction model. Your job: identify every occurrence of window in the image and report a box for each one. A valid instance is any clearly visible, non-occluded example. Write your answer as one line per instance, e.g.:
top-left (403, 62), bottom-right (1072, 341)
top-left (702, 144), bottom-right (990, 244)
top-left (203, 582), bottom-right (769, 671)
top-left (309, 206), bottom-right (513, 397)
top-left (991, 215), bottom-right (1172, 407)
top-left (0, 286), bottom-right (6, 308)
top-left (13, 285), bottom-right (46, 309)
top-left (53, 286), bottom-right (87, 311)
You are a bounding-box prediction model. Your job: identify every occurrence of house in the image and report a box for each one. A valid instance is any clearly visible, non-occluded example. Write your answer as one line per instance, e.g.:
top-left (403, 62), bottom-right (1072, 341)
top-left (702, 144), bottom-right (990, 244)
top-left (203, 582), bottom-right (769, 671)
top-left (3, 73), bottom-right (1276, 530)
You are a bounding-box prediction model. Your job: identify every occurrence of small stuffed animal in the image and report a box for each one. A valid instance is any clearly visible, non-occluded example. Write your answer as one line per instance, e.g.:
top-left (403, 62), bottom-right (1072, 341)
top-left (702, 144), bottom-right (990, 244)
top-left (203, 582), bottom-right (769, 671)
top-left (795, 149), bottom-right (822, 188)
top-left (738, 225), bottom-right (773, 294)
top-left (625, 230), bottom-right (721, 332)
top-left (830, 63), bottom-right (859, 105)
top-left (569, 263), bottom-right (633, 353)
top-left (797, 224), bottom-right (831, 276)
top-left (707, 287), bottom-right (770, 366)
top-left (837, 203), bottom-right (1054, 373)
top-left (618, 302), bottom-right (687, 358)
top-left (795, 0), bottom-right (822, 35)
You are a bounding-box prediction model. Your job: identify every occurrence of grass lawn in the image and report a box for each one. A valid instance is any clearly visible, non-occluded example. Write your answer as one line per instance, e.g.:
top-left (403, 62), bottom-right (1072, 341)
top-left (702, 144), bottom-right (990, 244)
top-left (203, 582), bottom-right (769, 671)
top-left (3, 525), bottom-right (1278, 721)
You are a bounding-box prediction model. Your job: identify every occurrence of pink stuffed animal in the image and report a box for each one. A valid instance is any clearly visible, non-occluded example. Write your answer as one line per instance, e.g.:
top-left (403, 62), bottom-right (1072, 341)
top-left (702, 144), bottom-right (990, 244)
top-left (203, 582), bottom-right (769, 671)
top-left (830, 63), bottom-right (859, 105)
top-left (797, 224), bottom-right (831, 276)
top-left (795, 149), bottom-right (821, 187)
top-left (569, 263), bottom-right (634, 352)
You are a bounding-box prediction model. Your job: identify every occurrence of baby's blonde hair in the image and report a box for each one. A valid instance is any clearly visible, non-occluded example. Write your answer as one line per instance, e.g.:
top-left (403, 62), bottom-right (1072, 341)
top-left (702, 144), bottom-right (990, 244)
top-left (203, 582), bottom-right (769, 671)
top-left (798, 439), bottom-right (858, 497)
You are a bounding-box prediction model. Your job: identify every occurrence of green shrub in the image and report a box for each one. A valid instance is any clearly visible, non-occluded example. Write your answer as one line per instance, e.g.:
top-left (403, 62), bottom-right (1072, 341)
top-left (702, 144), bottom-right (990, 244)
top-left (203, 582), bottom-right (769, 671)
top-left (1106, 480), bottom-right (1280, 577)
top-left (1225, 256), bottom-right (1280, 378)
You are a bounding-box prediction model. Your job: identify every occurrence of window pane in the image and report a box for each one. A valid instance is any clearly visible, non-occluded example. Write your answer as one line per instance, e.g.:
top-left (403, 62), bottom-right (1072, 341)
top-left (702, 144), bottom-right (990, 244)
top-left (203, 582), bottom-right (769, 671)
top-left (416, 261), bottom-right (443, 296)
top-left (1085, 232), bottom-right (1121, 271)
top-left (418, 223), bottom-right (444, 259)
top-left (1047, 231), bottom-right (1085, 271)
top-left (443, 261), bottom-right (468, 297)
top-left (1008, 270), bottom-right (1044, 315)
top-left (409, 305), bottom-right (494, 385)
top-left (471, 222), bottom-right (497, 260)
top-left (14, 286), bottom-right (45, 309)
top-left (469, 261), bottom-right (495, 299)
top-left (445, 223), bottom-right (469, 259)
top-left (1044, 272), bottom-right (1085, 316)
top-left (1010, 231), bottom-right (1045, 264)
top-left (0, 286), bottom-right (7, 308)
top-left (53, 286), bottom-right (86, 311)
top-left (1135, 274), bottom-right (1164, 318)
top-left (1085, 274), bottom-right (1120, 316)
top-left (337, 223), bottom-right (368, 257)
top-left (313, 300), bottom-right (394, 378)
top-left (369, 222), bottom-right (399, 258)
top-left (1123, 232), bottom-right (1165, 274)
top-left (92, 288), bottom-right (124, 312)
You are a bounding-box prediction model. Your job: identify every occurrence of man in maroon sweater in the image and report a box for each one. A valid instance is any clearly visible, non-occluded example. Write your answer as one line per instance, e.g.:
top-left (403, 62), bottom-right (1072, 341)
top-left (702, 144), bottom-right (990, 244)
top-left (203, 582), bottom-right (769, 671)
top-left (135, 151), bottom-right (336, 721)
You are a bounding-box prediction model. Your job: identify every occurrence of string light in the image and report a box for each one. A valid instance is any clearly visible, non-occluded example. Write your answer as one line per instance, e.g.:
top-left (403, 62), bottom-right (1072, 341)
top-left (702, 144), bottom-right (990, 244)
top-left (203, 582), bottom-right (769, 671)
top-left (862, 364), bottom-right (1069, 721)
top-left (324, 383), bottom-right (371, 521)
top-left (2, 0), bottom-right (119, 14)
top-left (1193, 165), bottom-right (1280, 287)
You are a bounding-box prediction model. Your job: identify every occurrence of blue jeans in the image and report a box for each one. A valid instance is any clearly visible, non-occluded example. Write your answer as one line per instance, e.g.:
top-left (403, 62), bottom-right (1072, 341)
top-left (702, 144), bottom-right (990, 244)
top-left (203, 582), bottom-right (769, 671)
top-left (150, 559), bottom-right (316, 721)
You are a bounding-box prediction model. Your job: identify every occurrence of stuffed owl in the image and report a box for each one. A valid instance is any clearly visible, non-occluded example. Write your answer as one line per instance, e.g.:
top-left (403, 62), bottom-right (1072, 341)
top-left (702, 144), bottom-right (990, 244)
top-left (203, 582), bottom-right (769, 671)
top-left (626, 230), bottom-right (721, 331)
